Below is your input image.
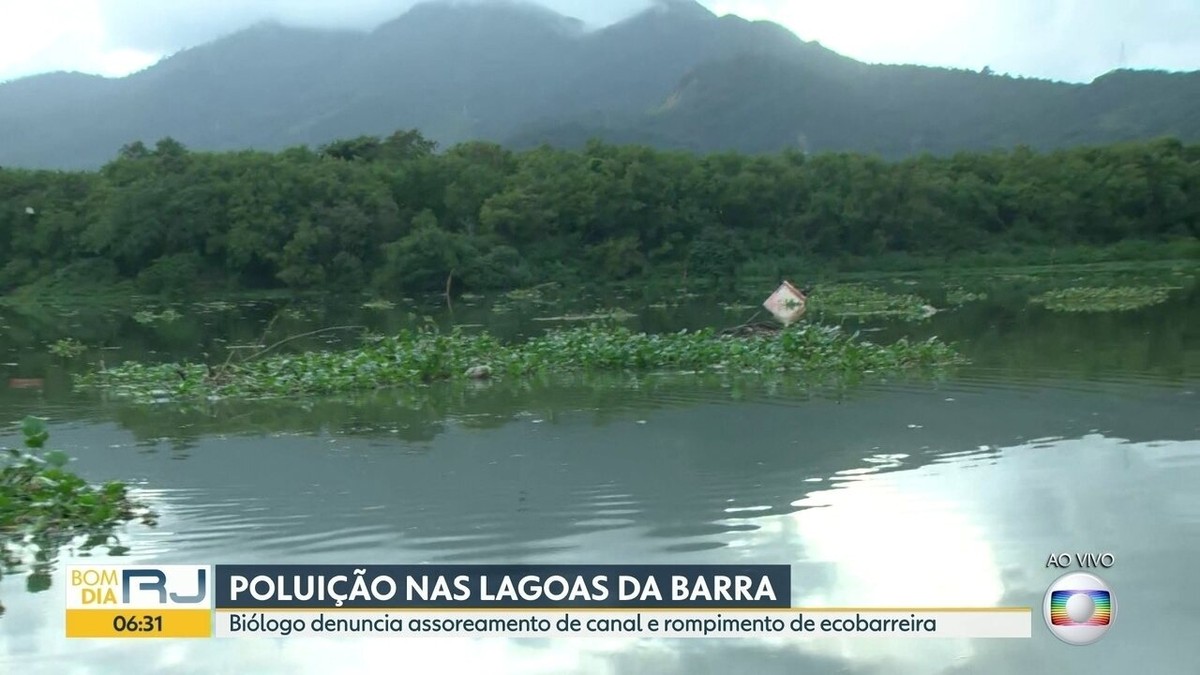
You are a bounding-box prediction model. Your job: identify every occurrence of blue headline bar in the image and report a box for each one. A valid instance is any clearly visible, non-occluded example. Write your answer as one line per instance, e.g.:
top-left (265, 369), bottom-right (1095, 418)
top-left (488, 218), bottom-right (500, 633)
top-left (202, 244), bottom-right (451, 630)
top-left (214, 564), bottom-right (791, 609)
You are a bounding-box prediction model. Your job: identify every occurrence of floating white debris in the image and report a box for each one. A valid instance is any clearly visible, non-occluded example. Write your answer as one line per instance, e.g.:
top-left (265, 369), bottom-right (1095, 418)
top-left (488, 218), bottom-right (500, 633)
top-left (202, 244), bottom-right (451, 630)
top-left (24, 207), bottom-right (35, 215)
top-left (465, 365), bottom-right (491, 379)
top-left (762, 280), bottom-right (807, 325)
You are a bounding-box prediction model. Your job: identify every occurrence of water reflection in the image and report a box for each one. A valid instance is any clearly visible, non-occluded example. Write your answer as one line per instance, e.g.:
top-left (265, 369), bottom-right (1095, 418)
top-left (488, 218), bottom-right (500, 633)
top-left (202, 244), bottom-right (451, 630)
top-left (1, 277), bottom-right (1195, 397)
top-left (0, 278), bottom-right (1197, 673)
top-left (0, 366), bottom-right (1197, 673)
top-left (2, 428), bottom-right (1196, 674)
top-left (3, 374), bottom-right (1187, 559)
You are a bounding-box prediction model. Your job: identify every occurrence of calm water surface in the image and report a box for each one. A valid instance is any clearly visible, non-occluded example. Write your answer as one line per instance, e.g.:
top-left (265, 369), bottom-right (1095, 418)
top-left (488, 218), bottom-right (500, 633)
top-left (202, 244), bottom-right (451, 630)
top-left (0, 275), bottom-right (1197, 674)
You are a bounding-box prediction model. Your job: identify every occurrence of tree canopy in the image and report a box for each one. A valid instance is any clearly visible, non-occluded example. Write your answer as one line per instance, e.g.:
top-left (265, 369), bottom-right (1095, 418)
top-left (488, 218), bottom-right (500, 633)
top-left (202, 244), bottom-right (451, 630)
top-left (1, 132), bottom-right (1196, 297)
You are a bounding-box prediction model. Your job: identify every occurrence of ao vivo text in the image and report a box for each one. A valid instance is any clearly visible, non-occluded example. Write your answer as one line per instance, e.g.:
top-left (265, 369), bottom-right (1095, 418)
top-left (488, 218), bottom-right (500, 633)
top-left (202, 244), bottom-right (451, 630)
top-left (1044, 552), bottom-right (1116, 569)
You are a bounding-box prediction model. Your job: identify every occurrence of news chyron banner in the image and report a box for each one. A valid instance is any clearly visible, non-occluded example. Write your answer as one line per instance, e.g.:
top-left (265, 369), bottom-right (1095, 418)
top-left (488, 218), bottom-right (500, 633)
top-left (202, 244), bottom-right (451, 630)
top-left (66, 564), bottom-right (1032, 639)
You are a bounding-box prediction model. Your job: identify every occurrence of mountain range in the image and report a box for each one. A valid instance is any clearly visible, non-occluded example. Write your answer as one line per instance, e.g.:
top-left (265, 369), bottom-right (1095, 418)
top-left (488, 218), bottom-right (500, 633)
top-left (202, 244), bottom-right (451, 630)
top-left (1, 0), bottom-right (1198, 169)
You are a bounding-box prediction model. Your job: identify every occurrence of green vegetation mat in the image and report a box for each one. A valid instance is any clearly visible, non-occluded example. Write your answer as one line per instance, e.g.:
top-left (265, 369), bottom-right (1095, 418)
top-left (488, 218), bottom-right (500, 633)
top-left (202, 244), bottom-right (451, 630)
top-left (1029, 286), bottom-right (1175, 312)
top-left (75, 325), bottom-right (965, 402)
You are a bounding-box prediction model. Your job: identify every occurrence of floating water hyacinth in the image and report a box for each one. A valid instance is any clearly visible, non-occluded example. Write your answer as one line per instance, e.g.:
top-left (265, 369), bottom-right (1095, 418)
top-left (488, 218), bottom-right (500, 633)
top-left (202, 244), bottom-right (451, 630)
top-left (503, 282), bottom-right (560, 304)
top-left (531, 309), bottom-right (636, 322)
top-left (194, 300), bottom-right (238, 312)
top-left (807, 284), bottom-right (933, 321)
top-left (1, 417), bottom-right (156, 595)
top-left (361, 299), bottom-right (396, 310)
top-left (945, 288), bottom-right (988, 305)
top-left (48, 338), bottom-right (87, 358)
top-left (132, 308), bottom-right (183, 325)
top-left (1029, 286), bottom-right (1174, 313)
top-left (74, 324), bottom-right (965, 403)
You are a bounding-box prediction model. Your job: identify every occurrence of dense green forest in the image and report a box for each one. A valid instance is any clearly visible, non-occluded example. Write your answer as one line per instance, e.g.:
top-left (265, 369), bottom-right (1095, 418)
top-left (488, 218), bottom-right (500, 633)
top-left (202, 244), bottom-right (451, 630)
top-left (0, 132), bottom-right (1196, 298)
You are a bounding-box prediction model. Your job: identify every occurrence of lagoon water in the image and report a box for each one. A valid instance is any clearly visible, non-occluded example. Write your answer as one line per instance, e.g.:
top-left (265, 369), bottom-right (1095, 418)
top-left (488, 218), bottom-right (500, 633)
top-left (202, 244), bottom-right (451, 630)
top-left (0, 274), bottom-right (1197, 674)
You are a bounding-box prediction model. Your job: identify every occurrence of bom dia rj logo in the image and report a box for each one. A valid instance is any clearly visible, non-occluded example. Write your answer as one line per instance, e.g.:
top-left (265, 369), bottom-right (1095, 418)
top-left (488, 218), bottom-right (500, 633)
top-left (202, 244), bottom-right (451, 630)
top-left (71, 566), bottom-right (208, 606)
top-left (66, 565), bottom-right (213, 638)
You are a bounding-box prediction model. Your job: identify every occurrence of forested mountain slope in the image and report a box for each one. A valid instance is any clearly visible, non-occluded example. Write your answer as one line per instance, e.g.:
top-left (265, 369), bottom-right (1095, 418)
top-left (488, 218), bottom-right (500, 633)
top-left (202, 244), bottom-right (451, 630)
top-left (1, 1), bottom-right (1197, 169)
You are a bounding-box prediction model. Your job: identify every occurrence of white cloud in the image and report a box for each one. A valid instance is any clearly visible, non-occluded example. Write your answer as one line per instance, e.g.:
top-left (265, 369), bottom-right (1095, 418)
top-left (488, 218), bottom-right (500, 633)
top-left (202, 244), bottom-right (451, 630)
top-left (0, 0), bottom-right (158, 82)
top-left (0, 0), bottom-right (1197, 83)
top-left (90, 47), bottom-right (161, 77)
top-left (706, 0), bottom-right (1200, 82)
top-left (0, 0), bottom-right (92, 76)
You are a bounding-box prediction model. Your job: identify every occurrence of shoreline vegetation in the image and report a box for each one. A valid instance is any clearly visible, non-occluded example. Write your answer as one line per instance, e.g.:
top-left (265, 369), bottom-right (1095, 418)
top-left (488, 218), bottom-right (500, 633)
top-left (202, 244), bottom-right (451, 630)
top-left (0, 249), bottom-right (1194, 312)
top-left (1, 417), bottom-right (155, 610)
top-left (0, 245), bottom-right (1195, 309)
top-left (1, 132), bottom-right (1196, 302)
top-left (74, 324), bottom-right (965, 403)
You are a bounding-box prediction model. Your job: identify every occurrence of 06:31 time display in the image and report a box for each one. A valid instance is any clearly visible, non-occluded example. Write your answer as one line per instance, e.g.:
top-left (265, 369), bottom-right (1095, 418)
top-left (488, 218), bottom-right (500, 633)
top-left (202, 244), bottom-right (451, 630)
top-left (112, 615), bottom-right (164, 632)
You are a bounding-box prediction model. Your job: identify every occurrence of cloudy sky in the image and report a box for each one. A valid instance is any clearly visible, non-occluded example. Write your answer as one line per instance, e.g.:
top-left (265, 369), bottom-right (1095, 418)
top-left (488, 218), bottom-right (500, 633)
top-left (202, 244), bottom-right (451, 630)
top-left (0, 0), bottom-right (1196, 84)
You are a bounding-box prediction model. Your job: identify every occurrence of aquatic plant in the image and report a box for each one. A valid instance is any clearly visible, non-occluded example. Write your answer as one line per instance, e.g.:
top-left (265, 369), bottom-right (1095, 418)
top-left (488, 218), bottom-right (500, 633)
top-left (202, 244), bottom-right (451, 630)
top-left (491, 284), bottom-right (563, 315)
top-left (503, 282), bottom-right (560, 303)
top-left (531, 309), bottom-right (636, 322)
top-left (361, 299), bottom-right (396, 310)
top-left (48, 338), bottom-right (87, 358)
top-left (720, 303), bottom-right (757, 312)
top-left (193, 300), bottom-right (237, 312)
top-left (1, 417), bottom-right (155, 608)
top-left (132, 308), bottom-right (183, 325)
top-left (945, 288), bottom-right (988, 305)
top-left (1029, 286), bottom-right (1174, 312)
top-left (808, 284), bottom-right (933, 321)
top-left (74, 324), bottom-right (965, 403)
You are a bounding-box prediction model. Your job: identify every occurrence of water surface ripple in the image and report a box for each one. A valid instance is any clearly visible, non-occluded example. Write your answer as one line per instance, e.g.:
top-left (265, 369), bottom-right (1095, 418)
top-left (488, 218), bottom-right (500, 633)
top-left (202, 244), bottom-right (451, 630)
top-left (0, 290), bottom-right (1197, 674)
